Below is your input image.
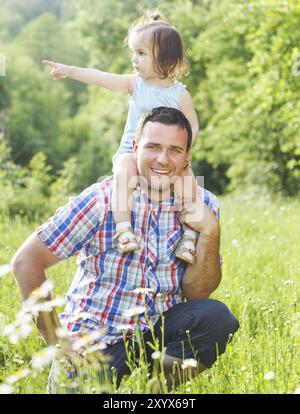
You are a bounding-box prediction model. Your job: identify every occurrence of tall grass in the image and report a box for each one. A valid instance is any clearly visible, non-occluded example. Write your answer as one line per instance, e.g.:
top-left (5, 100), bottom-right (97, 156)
top-left (0, 194), bottom-right (299, 394)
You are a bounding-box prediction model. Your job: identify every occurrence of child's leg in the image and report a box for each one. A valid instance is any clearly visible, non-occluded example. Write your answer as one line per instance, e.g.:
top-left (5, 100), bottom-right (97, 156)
top-left (174, 167), bottom-right (201, 264)
top-left (112, 153), bottom-right (139, 253)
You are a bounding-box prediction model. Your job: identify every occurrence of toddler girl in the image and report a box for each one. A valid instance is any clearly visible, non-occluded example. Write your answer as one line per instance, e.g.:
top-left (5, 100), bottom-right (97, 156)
top-left (43, 12), bottom-right (200, 264)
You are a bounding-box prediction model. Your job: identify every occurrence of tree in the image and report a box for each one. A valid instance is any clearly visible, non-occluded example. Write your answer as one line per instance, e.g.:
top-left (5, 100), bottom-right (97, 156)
top-left (3, 46), bottom-right (70, 168)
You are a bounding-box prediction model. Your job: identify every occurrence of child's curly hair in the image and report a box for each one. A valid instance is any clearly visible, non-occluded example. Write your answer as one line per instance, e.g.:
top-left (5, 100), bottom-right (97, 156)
top-left (127, 11), bottom-right (189, 81)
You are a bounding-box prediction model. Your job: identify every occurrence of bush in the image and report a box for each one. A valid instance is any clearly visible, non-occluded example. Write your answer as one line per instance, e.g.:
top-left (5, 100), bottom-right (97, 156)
top-left (0, 139), bottom-right (80, 221)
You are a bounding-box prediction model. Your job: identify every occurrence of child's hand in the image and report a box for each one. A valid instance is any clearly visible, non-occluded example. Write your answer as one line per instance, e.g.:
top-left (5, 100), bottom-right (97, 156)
top-left (42, 59), bottom-right (72, 80)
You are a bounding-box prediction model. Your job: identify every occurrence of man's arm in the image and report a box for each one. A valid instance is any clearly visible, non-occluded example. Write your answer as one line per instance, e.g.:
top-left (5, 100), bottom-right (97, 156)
top-left (181, 202), bottom-right (222, 300)
top-left (11, 233), bottom-right (61, 344)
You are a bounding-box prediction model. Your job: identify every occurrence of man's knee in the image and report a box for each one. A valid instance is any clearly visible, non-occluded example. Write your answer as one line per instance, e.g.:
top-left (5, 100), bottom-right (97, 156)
top-left (188, 299), bottom-right (239, 367)
top-left (202, 299), bottom-right (239, 339)
top-left (184, 298), bottom-right (239, 341)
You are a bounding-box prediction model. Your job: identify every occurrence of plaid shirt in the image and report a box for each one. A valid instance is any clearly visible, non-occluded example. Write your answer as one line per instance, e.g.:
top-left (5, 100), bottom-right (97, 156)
top-left (37, 177), bottom-right (220, 345)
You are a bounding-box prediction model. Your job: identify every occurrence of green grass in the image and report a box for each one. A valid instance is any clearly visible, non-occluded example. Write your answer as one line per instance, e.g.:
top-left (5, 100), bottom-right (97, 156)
top-left (0, 194), bottom-right (299, 394)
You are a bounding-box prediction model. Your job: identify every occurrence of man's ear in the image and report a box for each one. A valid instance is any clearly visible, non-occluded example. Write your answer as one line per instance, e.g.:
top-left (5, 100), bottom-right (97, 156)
top-left (184, 152), bottom-right (191, 169)
top-left (132, 138), bottom-right (138, 161)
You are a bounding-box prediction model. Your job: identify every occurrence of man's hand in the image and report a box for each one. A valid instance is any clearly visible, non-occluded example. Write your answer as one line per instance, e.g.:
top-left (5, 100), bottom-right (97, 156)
top-left (42, 59), bottom-right (72, 80)
top-left (179, 198), bottom-right (219, 235)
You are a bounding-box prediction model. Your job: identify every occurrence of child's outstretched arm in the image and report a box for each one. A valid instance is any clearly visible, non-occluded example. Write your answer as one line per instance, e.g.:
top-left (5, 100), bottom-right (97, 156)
top-left (42, 60), bottom-right (135, 94)
top-left (180, 89), bottom-right (199, 146)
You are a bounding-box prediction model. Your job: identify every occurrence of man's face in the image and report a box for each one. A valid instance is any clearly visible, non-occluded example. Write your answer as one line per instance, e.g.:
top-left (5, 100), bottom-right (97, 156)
top-left (133, 121), bottom-right (189, 197)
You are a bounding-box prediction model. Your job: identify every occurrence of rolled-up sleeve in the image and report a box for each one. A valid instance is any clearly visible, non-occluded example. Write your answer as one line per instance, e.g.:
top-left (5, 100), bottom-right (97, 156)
top-left (37, 184), bottom-right (103, 260)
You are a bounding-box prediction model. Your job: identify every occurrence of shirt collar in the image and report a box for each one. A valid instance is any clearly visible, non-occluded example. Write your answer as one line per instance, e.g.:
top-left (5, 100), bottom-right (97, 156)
top-left (134, 183), bottom-right (176, 211)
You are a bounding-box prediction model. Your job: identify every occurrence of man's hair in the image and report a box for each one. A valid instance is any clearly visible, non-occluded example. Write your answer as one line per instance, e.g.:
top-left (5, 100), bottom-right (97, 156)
top-left (136, 106), bottom-right (192, 151)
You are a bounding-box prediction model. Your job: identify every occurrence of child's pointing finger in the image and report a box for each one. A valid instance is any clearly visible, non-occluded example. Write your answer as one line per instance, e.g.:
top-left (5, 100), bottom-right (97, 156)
top-left (42, 59), bottom-right (56, 67)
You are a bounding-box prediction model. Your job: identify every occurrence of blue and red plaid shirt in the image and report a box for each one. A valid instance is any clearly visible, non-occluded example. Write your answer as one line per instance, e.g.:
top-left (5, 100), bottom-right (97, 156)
top-left (37, 177), bottom-right (220, 345)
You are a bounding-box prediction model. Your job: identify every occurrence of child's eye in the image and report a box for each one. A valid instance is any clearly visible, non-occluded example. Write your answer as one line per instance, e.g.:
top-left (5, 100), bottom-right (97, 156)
top-left (138, 51), bottom-right (145, 56)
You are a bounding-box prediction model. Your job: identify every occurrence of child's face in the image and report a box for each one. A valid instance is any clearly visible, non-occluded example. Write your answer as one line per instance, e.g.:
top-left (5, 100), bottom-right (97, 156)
top-left (129, 32), bottom-right (157, 80)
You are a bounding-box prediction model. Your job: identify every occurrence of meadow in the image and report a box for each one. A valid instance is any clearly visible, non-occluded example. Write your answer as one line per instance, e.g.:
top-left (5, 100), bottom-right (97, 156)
top-left (0, 193), bottom-right (299, 394)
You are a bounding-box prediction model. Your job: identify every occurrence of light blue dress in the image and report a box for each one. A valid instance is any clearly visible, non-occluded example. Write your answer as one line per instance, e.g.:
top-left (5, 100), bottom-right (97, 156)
top-left (112, 76), bottom-right (186, 166)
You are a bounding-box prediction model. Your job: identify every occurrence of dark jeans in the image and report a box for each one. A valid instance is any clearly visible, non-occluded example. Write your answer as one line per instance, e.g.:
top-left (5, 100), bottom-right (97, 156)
top-left (48, 299), bottom-right (239, 392)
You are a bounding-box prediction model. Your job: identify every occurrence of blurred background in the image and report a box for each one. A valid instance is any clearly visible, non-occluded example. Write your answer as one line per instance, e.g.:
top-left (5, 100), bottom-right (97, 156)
top-left (1, 0), bottom-right (300, 221)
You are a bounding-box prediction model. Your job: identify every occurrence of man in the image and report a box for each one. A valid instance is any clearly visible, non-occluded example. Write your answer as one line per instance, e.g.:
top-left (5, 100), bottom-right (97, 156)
top-left (12, 107), bottom-right (239, 391)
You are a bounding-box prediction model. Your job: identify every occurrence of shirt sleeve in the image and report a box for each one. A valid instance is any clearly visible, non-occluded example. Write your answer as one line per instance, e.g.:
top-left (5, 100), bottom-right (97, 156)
top-left (205, 191), bottom-right (220, 221)
top-left (36, 184), bottom-right (103, 260)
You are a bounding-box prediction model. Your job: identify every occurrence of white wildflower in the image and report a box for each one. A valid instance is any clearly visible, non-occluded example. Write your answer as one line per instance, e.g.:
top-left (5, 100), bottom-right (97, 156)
top-left (31, 279), bottom-right (54, 299)
top-left (0, 264), bottom-right (11, 278)
top-left (294, 386), bottom-right (300, 394)
top-left (21, 297), bottom-right (38, 314)
top-left (181, 358), bottom-right (198, 369)
top-left (268, 235), bottom-right (277, 240)
top-left (123, 306), bottom-right (146, 317)
top-left (12, 355), bottom-right (24, 365)
top-left (82, 342), bottom-right (107, 356)
top-left (31, 296), bottom-right (65, 314)
top-left (283, 280), bottom-right (295, 286)
top-left (0, 384), bottom-right (13, 394)
top-left (72, 329), bottom-right (106, 352)
top-left (232, 239), bottom-right (240, 247)
top-left (55, 327), bottom-right (70, 339)
top-left (18, 323), bottom-right (33, 338)
top-left (14, 312), bottom-right (33, 324)
top-left (151, 351), bottom-right (161, 360)
top-left (31, 346), bottom-right (57, 370)
top-left (264, 371), bottom-right (275, 381)
top-left (6, 368), bottom-right (30, 384)
top-left (3, 319), bottom-right (33, 344)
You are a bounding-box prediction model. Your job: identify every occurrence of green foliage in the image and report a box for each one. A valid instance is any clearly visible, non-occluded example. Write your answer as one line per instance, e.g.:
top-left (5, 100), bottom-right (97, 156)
top-left (188, 0), bottom-right (300, 195)
top-left (0, 0), bottom-right (64, 40)
top-left (49, 157), bottom-right (78, 209)
top-left (0, 139), bottom-right (51, 220)
top-left (0, 138), bottom-right (80, 221)
top-left (1, 0), bottom-right (300, 204)
top-left (74, 0), bottom-right (161, 71)
top-left (2, 46), bottom-right (70, 168)
top-left (70, 88), bottom-right (129, 190)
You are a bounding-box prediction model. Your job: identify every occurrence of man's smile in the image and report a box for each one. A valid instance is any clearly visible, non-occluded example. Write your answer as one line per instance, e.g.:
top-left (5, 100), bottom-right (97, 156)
top-left (151, 167), bottom-right (172, 176)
